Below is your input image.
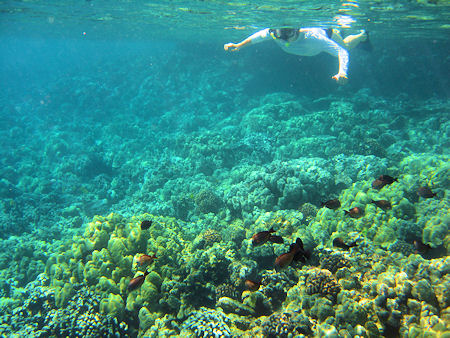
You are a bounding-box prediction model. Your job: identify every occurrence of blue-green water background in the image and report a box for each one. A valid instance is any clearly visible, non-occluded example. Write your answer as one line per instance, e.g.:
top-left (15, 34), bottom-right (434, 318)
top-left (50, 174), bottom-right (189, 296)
top-left (0, 0), bottom-right (448, 274)
top-left (0, 1), bottom-right (449, 336)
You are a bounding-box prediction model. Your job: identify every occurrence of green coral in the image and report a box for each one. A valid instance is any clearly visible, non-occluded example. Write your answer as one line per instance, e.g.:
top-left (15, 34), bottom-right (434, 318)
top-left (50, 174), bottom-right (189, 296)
top-left (54, 282), bottom-right (75, 308)
top-left (421, 205), bottom-right (449, 247)
top-left (99, 293), bottom-right (125, 321)
top-left (194, 189), bottom-right (222, 214)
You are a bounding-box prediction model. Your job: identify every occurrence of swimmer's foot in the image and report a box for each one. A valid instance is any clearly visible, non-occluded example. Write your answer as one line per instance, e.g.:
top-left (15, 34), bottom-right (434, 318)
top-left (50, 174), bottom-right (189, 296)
top-left (358, 30), bottom-right (373, 52)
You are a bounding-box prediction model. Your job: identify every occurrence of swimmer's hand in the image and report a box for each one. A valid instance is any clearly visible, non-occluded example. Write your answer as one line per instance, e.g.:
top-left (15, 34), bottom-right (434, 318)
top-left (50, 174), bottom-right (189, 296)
top-left (332, 73), bottom-right (348, 85)
top-left (224, 43), bottom-right (240, 51)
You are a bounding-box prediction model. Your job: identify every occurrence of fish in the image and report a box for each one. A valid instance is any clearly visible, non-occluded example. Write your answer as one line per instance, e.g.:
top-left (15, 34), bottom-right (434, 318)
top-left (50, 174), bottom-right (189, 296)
top-left (417, 186), bottom-right (437, 199)
top-left (136, 254), bottom-right (157, 266)
top-left (244, 279), bottom-right (262, 292)
top-left (372, 175), bottom-right (398, 190)
top-left (140, 220), bottom-right (153, 230)
top-left (371, 200), bottom-right (392, 210)
top-left (321, 199), bottom-right (341, 210)
top-left (268, 235), bottom-right (284, 244)
top-left (378, 175), bottom-right (398, 185)
top-left (413, 239), bottom-right (432, 254)
top-left (333, 237), bottom-right (357, 251)
top-left (344, 207), bottom-right (364, 218)
top-left (251, 228), bottom-right (284, 246)
top-left (275, 238), bottom-right (310, 270)
top-left (127, 270), bottom-right (149, 291)
top-left (274, 252), bottom-right (295, 270)
top-left (371, 179), bottom-right (387, 190)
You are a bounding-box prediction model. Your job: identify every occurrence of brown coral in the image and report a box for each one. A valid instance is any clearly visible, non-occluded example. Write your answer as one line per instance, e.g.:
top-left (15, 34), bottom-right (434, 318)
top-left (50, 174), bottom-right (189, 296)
top-left (262, 312), bottom-right (312, 338)
top-left (305, 268), bottom-right (341, 300)
top-left (320, 253), bottom-right (351, 274)
top-left (300, 203), bottom-right (318, 222)
top-left (201, 229), bottom-right (222, 247)
top-left (215, 283), bottom-right (239, 302)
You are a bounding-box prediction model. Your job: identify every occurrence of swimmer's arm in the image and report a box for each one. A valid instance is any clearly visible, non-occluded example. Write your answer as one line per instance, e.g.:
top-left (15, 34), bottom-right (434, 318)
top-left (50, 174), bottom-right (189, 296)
top-left (224, 28), bottom-right (270, 51)
top-left (321, 36), bottom-right (349, 84)
top-left (333, 48), bottom-right (349, 84)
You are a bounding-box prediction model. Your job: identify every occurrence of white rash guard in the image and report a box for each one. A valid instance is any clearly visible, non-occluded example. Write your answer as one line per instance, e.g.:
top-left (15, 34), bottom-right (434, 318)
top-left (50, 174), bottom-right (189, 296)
top-left (248, 28), bottom-right (349, 76)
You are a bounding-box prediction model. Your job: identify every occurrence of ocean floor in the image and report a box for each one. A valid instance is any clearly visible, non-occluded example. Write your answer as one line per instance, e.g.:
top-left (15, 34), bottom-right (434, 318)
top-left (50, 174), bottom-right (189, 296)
top-left (0, 48), bottom-right (448, 337)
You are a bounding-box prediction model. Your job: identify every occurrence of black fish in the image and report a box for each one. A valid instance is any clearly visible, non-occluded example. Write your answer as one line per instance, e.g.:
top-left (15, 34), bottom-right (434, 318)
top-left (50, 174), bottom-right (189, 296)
top-left (413, 240), bottom-right (432, 254)
top-left (292, 238), bottom-right (310, 263)
top-left (252, 228), bottom-right (283, 246)
top-left (141, 220), bottom-right (153, 230)
top-left (372, 175), bottom-right (398, 190)
top-left (128, 270), bottom-right (149, 291)
top-left (321, 199), bottom-right (341, 210)
top-left (371, 200), bottom-right (392, 210)
top-left (274, 238), bottom-right (310, 270)
top-left (333, 238), bottom-right (357, 251)
top-left (372, 179), bottom-right (386, 190)
top-left (417, 186), bottom-right (437, 199)
top-left (268, 235), bottom-right (284, 244)
top-left (379, 175), bottom-right (398, 185)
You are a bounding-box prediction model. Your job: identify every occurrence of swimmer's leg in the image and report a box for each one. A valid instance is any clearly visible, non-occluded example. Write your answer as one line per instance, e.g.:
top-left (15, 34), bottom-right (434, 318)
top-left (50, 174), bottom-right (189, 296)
top-left (330, 29), bottom-right (367, 50)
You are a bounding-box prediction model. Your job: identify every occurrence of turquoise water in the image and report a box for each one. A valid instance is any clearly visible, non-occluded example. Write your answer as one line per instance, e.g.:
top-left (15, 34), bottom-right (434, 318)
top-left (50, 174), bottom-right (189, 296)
top-left (0, 1), bottom-right (449, 337)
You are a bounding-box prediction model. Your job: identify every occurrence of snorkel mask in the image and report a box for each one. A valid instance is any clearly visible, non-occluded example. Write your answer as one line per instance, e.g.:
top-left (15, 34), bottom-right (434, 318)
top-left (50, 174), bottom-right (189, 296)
top-left (269, 28), bottom-right (299, 46)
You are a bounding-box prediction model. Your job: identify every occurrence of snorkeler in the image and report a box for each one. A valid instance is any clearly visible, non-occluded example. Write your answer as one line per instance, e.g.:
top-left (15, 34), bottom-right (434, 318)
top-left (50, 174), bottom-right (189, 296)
top-left (224, 27), bottom-right (369, 85)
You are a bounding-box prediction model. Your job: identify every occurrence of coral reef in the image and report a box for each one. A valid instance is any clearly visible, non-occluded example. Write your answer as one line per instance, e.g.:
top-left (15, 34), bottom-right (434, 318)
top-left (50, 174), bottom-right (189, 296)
top-left (261, 312), bottom-right (312, 338)
top-left (0, 274), bottom-right (128, 337)
top-left (304, 268), bottom-right (341, 300)
top-left (0, 55), bottom-right (448, 338)
top-left (181, 307), bottom-right (231, 337)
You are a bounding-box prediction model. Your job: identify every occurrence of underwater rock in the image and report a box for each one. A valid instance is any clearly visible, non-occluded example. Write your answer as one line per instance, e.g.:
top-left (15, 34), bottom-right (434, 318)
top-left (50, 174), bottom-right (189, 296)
top-left (335, 297), bottom-right (368, 327)
top-left (216, 296), bottom-right (254, 316)
top-left (411, 279), bottom-right (438, 305)
top-left (310, 297), bottom-right (334, 321)
top-left (315, 322), bottom-right (339, 337)
top-left (241, 290), bottom-right (272, 316)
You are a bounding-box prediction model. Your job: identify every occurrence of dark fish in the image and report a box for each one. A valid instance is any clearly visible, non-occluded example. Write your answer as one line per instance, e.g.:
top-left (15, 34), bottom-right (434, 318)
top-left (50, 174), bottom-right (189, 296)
top-left (244, 279), bottom-right (261, 292)
top-left (372, 179), bottom-right (387, 190)
top-left (275, 238), bottom-right (309, 269)
top-left (372, 175), bottom-right (398, 190)
top-left (333, 237), bottom-right (357, 251)
top-left (268, 235), bottom-right (284, 244)
top-left (128, 270), bottom-right (149, 291)
top-left (371, 200), bottom-right (392, 210)
top-left (417, 186), bottom-right (437, 199)
top-left (379, 175), bottom-right (398, 185)
top-left (140, 220), bottom-right (153, 230)
top-left (275, 251), bottom-right (295, 270)
top-left (136, 254), bottom-right (157, 266)
top-left (252, 228), bottom-right (282, 246)
top-left (344, 207), bottom-right (364, 218)
top-left (413, 240), bottom-right (432, 254)
top-left (321, 199), bottom-right (341, 210)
